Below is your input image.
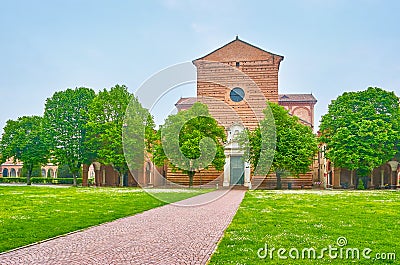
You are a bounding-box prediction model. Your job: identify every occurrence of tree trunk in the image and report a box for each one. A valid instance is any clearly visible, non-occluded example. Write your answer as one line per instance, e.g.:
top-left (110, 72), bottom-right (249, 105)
top-left (350, 170), bottom-right (354, 187)
top-left (73, 173), bottom-right (77, 187)
top-left (276, 170), bottom-right (282, 190)
top-left (188, 171), bottom-right (195, 188)
top-left (27, 168), bottom-right (32, 186)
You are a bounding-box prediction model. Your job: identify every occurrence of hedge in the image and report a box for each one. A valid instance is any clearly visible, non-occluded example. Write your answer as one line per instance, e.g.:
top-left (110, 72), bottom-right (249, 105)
top-left (0, 177), bottom-right (94, 185)
top-left (0, 177), bottom-right (27, 183)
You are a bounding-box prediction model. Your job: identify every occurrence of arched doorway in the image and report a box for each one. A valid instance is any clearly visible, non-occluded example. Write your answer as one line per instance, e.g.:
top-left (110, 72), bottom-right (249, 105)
top-left (10, 168), bottom-right (16, 177)
top-left (41, 169), bottom-right (46, 177)
top-left (3, 168), bottom-right (8, 177)
top-left (230, 156), bottom-right (244, 185)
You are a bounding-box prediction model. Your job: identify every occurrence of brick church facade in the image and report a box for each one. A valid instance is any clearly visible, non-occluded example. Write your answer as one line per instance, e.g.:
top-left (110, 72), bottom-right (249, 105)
top-left (171, 37), bottom-right (318, 188)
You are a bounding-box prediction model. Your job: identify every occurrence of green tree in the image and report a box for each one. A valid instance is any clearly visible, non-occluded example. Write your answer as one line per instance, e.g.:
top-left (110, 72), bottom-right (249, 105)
top-left (87, 84), bottom-right (152, 186)
top-left (153, 102), bottom-right (226, 187)
top-left (319, 87), bottom-right (400, 184)
top-left (44, 87), bottom-right (95, 186)
top-left (357, 178), bottom-right (366, 190)
top-left (0, 116), bottom-right (49, 185)
top-left (123, 110), bottom-right (155, 183)
top-left (241, 102), bottom-right (318, 189)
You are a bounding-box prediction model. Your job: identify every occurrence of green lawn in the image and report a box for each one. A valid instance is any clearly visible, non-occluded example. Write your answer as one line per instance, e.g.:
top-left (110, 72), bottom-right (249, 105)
top-left (0, 186), bottom-right (208, 253)
top-left (209, 190), bottom-right (400, 264)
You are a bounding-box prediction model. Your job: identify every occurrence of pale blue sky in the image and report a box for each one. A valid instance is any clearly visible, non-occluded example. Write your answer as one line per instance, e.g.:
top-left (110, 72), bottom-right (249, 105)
top-left (1, 0), bottom-right (399, 132)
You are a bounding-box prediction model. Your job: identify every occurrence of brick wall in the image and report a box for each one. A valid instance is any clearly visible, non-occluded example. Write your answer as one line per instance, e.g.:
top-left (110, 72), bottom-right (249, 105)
top-left (193, 38), bottom-right (283, 130)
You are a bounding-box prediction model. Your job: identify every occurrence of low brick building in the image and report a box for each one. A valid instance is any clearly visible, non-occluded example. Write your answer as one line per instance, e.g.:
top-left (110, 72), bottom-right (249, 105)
top-left (0, 159), bottom-right (58, 178)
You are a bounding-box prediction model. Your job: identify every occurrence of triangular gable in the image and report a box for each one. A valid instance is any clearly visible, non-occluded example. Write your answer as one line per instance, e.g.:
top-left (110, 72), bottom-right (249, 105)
top-left (193, 36), bottom-right (284, 63)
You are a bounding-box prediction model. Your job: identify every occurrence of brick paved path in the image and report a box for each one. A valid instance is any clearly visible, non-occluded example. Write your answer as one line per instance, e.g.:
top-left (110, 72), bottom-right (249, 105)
top-left (0, 189), bottom-right (245, 265)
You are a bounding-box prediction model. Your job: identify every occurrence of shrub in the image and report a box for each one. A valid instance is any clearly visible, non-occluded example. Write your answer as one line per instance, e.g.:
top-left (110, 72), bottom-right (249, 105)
top-left (357, 179), bottom-right (365, 190)
top-left (30, 177), bottom-right (53, 184)
top-left (0, 177), bottom-right (27, 183)
top-left (50, 178), bottom-right (83, 185)
top-left (0, 177), bottom-right (93, 186)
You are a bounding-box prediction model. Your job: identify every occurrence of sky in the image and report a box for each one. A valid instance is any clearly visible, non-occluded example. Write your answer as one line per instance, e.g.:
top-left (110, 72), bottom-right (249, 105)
top-left (1, 0), bottom-right (400, 133)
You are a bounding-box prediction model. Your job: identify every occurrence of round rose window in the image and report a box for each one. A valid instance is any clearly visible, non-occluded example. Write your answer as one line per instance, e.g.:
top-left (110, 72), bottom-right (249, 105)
top-left (230, 87), bottom-right (245, 102)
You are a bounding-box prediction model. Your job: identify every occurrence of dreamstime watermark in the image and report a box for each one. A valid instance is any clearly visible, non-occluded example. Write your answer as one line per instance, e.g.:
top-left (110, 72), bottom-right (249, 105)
top-left (257, 236), bottom-right (396, 261)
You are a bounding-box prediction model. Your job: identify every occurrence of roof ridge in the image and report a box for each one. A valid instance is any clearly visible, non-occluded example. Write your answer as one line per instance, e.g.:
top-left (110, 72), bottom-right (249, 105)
top-left (279, 94), bottom-right (317, 103)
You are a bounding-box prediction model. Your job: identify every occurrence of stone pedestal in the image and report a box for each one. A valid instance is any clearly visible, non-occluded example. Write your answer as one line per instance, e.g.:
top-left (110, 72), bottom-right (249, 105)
top-left (244, 162), bottom-right (251, 187)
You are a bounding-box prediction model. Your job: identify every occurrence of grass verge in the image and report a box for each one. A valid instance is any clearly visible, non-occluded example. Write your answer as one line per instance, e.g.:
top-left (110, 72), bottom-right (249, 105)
top-left (209, 190), bottom-right (400, 264)
top-left (0, 186), bottom-right (208, 253)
